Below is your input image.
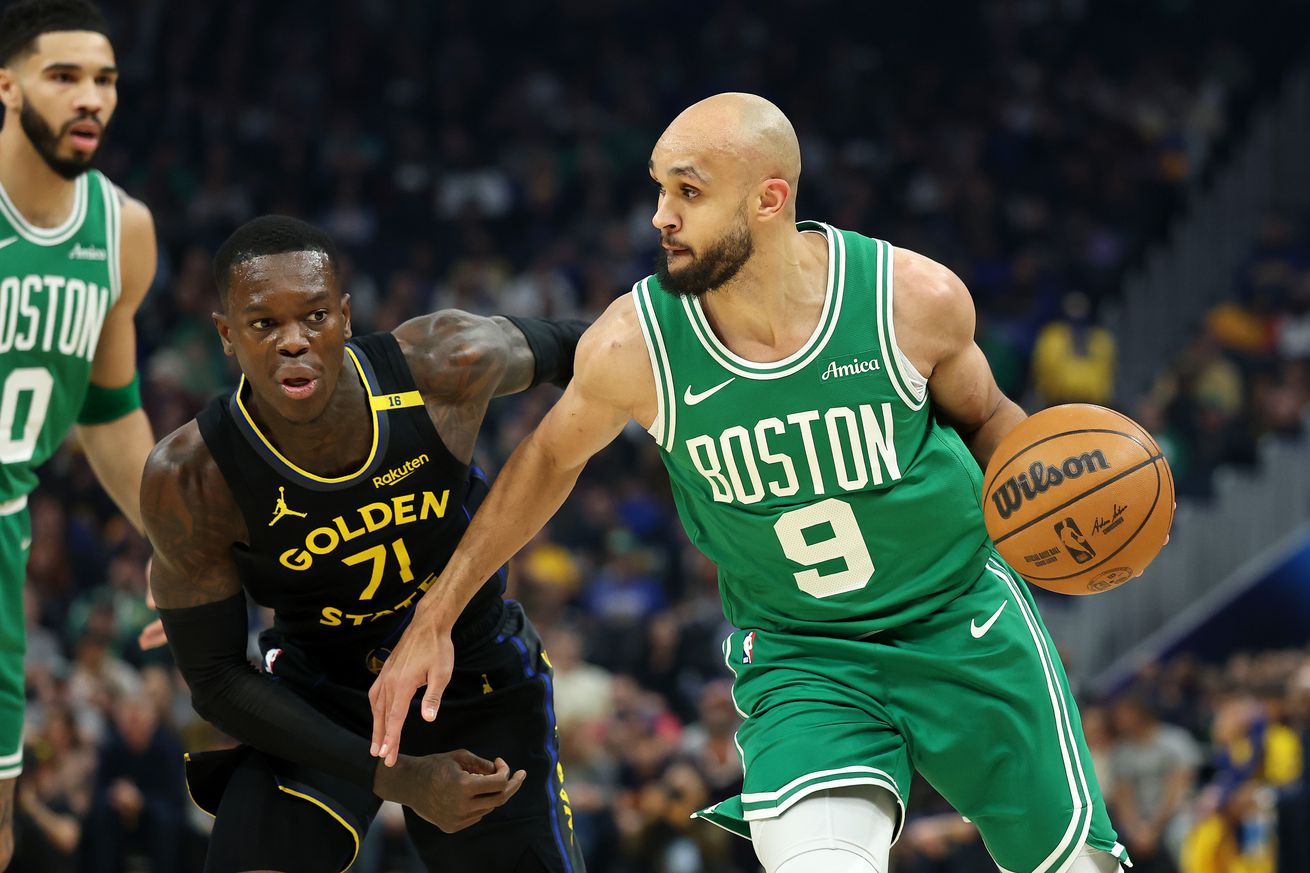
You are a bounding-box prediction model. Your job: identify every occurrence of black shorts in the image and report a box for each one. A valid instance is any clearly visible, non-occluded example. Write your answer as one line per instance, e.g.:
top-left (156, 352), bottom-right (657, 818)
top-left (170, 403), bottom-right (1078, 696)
top-left (184, 600), bottom-right (585, 873)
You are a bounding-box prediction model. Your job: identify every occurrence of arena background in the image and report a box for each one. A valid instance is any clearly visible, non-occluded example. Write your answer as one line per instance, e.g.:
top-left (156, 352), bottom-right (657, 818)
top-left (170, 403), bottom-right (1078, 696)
top-left (6, 0), bottom-right (1310, 870)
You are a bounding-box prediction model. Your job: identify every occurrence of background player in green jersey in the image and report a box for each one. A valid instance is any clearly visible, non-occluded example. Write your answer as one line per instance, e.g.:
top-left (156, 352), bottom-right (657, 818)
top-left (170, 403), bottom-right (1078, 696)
top-left (0, 1), bottom-right (157, 864)
top-left (371, 93), bottom-right (1127, 873)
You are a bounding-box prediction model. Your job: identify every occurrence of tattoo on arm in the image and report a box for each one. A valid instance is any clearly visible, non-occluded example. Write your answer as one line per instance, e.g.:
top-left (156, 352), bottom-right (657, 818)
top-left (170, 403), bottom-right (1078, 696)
top-left (489, 315), bottom-right (537, 397)
top-left (141, 426), bottom-right (246, 609)
top-left (397, 311), bottom-right (536, 463)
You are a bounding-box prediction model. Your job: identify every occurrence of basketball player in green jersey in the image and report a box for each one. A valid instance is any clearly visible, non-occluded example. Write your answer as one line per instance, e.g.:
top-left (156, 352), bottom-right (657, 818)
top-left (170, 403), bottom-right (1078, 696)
top-left (372, 93), bottom-right (1129, 873)
top-left (0, 1), bottom-right (157, 864)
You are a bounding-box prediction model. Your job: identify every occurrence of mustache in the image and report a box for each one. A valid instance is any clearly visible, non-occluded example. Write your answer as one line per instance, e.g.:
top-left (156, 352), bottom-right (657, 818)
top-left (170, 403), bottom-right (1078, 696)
top-left (58, 111), bottom-right (104, 136)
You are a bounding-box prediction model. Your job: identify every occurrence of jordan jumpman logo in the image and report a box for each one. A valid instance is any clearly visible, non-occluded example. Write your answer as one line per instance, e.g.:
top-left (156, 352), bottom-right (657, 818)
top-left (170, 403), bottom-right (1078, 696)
top-left (269, 486), bottom-right (308, 526)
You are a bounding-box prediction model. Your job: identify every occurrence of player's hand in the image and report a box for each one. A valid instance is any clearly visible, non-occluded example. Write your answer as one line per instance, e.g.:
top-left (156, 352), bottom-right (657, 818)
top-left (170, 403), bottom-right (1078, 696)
top-left (138, 556), bottom-right (168, 650)
top-left (368, 619), bottom-right (455, 767)
top-left (137, 619), bottom-right (167, 650)
top-left (373, 749), bottom-right (526, 833)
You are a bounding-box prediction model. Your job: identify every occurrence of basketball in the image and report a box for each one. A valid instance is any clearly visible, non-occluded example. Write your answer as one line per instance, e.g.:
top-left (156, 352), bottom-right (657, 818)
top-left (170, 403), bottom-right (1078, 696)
top-left (982, 404), bottom-right (1175, 595)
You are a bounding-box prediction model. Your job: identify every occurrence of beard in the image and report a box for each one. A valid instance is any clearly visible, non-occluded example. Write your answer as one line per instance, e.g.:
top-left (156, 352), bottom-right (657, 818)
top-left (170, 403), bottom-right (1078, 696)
top-left (655, 214), bottom-right (754, 299)
top-left (19, 102), bottom-right (99, 180)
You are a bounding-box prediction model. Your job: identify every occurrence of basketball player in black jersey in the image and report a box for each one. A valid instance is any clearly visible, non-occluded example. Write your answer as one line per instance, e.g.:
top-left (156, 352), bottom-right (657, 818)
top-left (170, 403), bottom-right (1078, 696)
top-left (141, 216), bottom-right (588, 873)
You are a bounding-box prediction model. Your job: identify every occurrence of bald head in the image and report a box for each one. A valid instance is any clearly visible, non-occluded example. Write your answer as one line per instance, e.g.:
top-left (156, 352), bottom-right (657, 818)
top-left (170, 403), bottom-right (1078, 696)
top-left (648, 94), bottom-right (805, 293)
top-left (657, 93), bottom-right (801, 190)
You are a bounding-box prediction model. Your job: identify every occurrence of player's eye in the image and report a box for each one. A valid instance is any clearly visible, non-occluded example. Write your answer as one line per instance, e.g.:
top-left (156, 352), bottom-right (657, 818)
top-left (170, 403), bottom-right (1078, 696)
top-left (306, 310), bottom-right (328, 324)
top-left (682, 187), bottom-right (699, 199)
top-left (53, 72), bottom-right (75, 83)
top-left (250, 318), bottom-right (273, 331)
top-left (95, 75), bottom-right (114, 86)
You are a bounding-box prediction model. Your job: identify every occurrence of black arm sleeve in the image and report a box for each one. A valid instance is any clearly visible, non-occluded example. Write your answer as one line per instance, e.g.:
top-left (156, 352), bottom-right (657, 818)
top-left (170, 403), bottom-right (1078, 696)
top-left (502, 316), bottom-right (589, 389)
top-left (159, 594), bottom-right (377, 789)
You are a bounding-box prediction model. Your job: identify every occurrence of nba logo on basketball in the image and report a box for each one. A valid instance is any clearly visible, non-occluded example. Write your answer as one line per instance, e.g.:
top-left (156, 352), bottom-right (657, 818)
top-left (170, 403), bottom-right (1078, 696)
top-left (1054, 517), bottom-right (1096, 564)
top-left (743, 632), bottom-right (756, 664)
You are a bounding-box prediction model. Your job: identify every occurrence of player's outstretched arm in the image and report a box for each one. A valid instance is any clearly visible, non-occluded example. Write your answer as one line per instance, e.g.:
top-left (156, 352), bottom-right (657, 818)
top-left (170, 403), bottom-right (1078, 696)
top-left (142, 426), bottom-right (525, 827)
top-left (394, 310), bottom-right (588, 462)
top-left (76, 195), bottom-right (157, 534)
top-left (894, 248), bottom-right (1026, 469)
top-left (397, 309), bottom-right (587, 399)
top-left (369, 295), bottom-right (653, 766)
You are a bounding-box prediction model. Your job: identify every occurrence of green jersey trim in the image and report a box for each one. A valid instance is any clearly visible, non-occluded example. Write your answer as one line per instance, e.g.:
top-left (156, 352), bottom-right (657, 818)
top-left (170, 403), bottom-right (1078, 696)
top-left (987, 557), bottom-right (1093, 873)
top-left (738, 765), bottom-right (902, 814)
top-left (0, 172), bottom-right (88, 246)
top-left (99, 173), bottom-right (123, 306)
top-left (873, 239), bottom-right (928, 410)
top-left (632, 280), bottom-right (678, 451)
top-left (0, 496), bottom-right (27, 516)
top-left (679, 222), bottom-right (847, 380)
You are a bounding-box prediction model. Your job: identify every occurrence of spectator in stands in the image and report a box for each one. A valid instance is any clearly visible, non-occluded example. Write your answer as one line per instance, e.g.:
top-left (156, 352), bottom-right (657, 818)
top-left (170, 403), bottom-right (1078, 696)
top-left (1082, 704), bottom-right (1117, 802)
top-left (22, 588), bottom-right (66, 690)
top-left (546, 623), bottom-right (616, 732)
top-left (677, 680), bottom-right (742, 801)
top-left (82, 696), bottom-right (186, 873)
top-left (1030, 292), bottom-right (1117, 407)
top-left (1109, 695), bottom-right (1201, 873)
top-left (66, 615), bottom-right (141, 744)
top-left (12, 754), bottom-right (81, 873)
top-left (10, 704), bottom-right (91, 873)
top-left (1182, 692), bottom-right (1301, 873)
top-left (1279, 662), bottom-right (1310, 872)
top-left (559, 719), bottom-right (621, 871)
top-left (623, 760), bottom-right (732, 873)
top-left (1275, 273), bottom-right (1310, 362)
top-left (1151, 332), bottom-right (1252, 497)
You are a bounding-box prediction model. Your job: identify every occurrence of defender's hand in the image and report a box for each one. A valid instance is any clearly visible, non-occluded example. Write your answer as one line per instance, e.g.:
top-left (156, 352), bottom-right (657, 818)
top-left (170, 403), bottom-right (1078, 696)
top-left (373, 749), bottom-right (526, 833)
top-left (368, 621), bottom-right (454, 767)
top-left (137, 619), bottom-right (167, 650)
top-left (138, 557), bottom-right (168, 650)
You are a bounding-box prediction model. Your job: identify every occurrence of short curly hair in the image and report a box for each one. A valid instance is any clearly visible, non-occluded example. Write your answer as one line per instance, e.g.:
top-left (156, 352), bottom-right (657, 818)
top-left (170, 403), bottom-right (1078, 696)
top-left (213, 215), bottom-right (342, 304)
top-left (0, 0), bottom-right (110, 66)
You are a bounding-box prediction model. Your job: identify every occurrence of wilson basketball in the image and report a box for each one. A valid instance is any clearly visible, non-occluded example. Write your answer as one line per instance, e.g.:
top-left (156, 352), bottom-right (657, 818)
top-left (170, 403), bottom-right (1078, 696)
top-left (982, 404), bottom-right (1175, 595)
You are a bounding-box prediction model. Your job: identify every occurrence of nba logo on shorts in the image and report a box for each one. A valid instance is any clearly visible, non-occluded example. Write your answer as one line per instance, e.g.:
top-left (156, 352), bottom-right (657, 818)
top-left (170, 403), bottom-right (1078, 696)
top-left (743, 631), bottom-right (756, 664)
top-left (1054, 517), bottom-right (1096, 564)
top-left (263, 648), bottom-right (283, 674)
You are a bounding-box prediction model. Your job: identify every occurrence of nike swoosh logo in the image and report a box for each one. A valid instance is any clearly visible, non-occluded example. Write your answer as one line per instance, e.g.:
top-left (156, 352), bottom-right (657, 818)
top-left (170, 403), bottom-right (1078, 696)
top-left (970, 600), bottom-right (1007, 639)
top-left (683, 377), bottom-right (735, 406)
top-left (0, 238), bottom-right (17, 251)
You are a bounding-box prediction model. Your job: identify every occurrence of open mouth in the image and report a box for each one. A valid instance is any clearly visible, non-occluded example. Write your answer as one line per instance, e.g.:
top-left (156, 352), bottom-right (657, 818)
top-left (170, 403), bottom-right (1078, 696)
top-left (67, 122), bottom-right (101, 151)
top-left (279, 377), bottom-right (319, 399)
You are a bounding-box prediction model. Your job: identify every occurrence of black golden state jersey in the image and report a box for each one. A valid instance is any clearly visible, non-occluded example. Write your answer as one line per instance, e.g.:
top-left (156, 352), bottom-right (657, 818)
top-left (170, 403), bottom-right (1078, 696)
top-left (197, 332), bottom-right (504, 689)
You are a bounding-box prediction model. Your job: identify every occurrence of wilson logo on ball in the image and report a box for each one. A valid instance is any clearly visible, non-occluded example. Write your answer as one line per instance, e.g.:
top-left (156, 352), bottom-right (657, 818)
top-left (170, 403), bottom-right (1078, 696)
top-left (990, 450), bottom-right (1111, 520)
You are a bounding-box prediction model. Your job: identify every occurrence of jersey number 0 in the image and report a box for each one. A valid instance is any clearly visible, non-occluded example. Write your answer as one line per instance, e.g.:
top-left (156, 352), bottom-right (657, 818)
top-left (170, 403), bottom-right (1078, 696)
top-left (0, 367), bottom-right (54, 465)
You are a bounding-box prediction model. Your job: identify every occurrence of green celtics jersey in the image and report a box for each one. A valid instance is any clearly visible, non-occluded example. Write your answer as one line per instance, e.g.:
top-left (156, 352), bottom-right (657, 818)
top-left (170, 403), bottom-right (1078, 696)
top-left (0, 170), bottom-right (122, 503)
top-left (632, 222), bottom-right (991, 636)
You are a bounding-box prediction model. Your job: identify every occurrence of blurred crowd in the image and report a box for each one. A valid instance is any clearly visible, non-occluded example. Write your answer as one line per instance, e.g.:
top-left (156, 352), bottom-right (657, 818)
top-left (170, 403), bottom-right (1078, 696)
top-left (1139, 215), bottom-right (1310, 498)
top-left (1028, 213), bottom-right (1310, 499)
top-left (8, 0), bottom-right (1310, 870)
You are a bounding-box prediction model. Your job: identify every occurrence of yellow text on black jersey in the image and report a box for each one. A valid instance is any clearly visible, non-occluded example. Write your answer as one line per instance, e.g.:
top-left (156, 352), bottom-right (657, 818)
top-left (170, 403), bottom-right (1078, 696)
top-left (278, 489), bottom-right (450, 571)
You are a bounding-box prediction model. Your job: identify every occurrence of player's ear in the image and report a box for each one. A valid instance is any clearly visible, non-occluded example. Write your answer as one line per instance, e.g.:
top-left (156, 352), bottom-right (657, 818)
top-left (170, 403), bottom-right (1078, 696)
top-left (340, 293), bottom-right (352, 340)
top-left (212, 312), bottom-right (235, 357)
top-left (0, 67), bottom-right (21, 113)
top-left (756, 178), bottom-right (791, 222)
